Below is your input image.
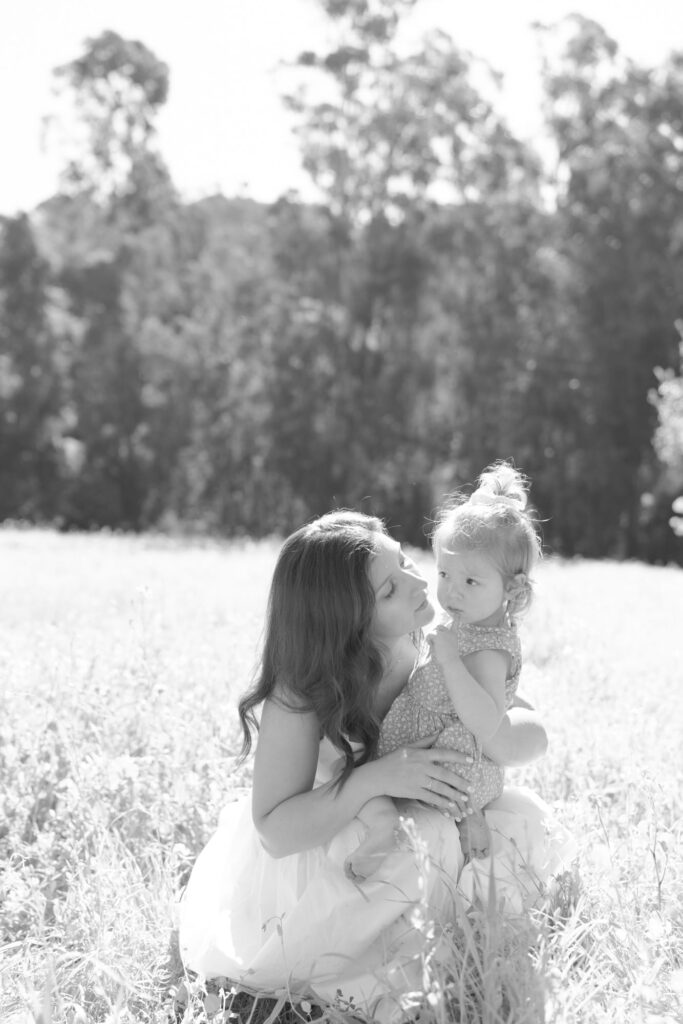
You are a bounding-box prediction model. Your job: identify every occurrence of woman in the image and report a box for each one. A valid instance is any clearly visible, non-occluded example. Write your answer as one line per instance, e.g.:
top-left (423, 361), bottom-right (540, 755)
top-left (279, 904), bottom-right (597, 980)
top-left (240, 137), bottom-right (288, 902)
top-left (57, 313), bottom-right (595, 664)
top-left (178, 511), bottom-right (570, 1019)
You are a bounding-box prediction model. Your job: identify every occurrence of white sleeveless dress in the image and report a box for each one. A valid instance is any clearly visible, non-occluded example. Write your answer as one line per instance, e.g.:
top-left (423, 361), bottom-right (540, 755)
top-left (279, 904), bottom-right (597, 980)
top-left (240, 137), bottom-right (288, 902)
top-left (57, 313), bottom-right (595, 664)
top-left (178, 738), bottom-right (574, 1019)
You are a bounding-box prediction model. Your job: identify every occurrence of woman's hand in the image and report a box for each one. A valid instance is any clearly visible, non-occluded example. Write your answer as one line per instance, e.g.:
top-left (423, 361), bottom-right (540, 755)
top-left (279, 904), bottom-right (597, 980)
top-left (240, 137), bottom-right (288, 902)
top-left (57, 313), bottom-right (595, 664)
top-left (367, 734), bottom-right (473, 820)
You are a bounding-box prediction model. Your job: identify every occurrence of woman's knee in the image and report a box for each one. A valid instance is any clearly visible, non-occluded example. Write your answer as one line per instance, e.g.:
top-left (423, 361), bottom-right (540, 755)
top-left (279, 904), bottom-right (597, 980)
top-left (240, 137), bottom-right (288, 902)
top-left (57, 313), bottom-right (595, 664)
top-left (399, 809), bottom-right (464, 880)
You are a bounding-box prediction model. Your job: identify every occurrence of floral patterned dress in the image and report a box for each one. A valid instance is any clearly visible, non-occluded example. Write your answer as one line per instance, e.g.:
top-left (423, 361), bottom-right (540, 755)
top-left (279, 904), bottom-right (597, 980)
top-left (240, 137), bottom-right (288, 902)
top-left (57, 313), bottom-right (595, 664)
top-left (378, 619), bottom-right (521, 809)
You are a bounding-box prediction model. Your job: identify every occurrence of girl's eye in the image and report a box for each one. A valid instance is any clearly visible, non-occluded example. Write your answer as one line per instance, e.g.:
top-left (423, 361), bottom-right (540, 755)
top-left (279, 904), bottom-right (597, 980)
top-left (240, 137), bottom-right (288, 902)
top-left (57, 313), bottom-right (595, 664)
top-left (466, 578), bottom-right (477, 586)
top-left (437, 570), bottom-right (446, 578)
top-left (385, 583), bottom-right (396, 598)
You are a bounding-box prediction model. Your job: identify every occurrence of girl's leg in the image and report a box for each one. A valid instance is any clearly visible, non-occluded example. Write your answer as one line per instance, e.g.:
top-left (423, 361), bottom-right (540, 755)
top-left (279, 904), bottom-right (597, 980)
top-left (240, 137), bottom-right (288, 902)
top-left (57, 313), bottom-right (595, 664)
top-left (458, 785), bottom-right (577, 913)
top-left (457, 805), bottom-right (493, 860)
top-left (344, 796), bottom-right (401, 880)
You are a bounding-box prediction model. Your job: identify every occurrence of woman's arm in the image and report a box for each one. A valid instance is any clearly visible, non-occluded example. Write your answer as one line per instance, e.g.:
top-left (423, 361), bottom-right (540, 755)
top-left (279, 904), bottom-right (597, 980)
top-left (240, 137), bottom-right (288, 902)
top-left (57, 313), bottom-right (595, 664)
top-left (252, 698), bottom-right (476, 858)
top-left (480, 697), bottom-right (548, 766)
top-left (251, 698), bottom-right (373, 856)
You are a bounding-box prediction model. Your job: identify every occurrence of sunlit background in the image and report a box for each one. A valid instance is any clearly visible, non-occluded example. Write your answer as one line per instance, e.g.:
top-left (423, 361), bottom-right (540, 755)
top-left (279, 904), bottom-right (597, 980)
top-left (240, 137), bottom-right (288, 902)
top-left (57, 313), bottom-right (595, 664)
top-left (3, 0), bottom-right (682, 212)
top-left (1, 0), bottom-right (683, 560)
top-left (2, 8), bottom-right (683, 1022)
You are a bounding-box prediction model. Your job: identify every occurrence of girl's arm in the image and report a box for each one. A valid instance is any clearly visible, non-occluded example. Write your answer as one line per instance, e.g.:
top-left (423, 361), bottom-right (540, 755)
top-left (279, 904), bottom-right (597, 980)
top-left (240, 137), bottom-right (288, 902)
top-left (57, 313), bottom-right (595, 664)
top-left (252, 697), bottom-right (475, 858)
top-left (429, 627), bottom-right (507, 741)
top-left (430, 629), bottom-right (541, 761)
top-left (480, 698), bottom-right (548, 766)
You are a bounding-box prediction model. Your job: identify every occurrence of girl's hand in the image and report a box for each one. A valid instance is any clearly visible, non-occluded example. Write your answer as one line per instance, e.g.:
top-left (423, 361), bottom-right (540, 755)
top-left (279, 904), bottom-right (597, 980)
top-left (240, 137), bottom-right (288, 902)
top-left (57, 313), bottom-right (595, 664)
top-left (428, 624), bottom-right (461, 667)
top-left (370, 734), bottom-right (472, 820)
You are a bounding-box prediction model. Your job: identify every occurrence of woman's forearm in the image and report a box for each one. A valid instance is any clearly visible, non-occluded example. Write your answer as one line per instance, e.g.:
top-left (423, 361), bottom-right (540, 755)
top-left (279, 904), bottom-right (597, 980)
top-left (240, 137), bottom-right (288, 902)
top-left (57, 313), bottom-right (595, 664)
top-left (255, 763), bottom-right (379, 858)
top-left (481, 706), bottom-right (548, 766)
top-left (256, 739), bottom-right (476, 856)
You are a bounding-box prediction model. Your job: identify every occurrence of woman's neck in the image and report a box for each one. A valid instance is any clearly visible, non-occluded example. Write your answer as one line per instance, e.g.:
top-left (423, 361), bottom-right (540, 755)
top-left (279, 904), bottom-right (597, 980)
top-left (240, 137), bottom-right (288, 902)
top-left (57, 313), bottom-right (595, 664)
top-left (375, 634), bottom-right (417, 720)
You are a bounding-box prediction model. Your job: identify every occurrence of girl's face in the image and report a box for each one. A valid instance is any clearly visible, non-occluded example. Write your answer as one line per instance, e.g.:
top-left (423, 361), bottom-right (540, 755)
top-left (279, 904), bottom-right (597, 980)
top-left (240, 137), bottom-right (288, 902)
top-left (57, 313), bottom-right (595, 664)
top-left (435, 544), bottom-right (510, 627)
top-left (368, 535), bottom-right (434, 642)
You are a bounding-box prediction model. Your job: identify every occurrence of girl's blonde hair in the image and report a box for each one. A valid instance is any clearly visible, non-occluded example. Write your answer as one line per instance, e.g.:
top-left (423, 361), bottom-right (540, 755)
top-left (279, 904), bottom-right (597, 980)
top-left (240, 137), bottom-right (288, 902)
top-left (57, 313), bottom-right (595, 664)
top-left (433, 461), bottom-right (542, 617)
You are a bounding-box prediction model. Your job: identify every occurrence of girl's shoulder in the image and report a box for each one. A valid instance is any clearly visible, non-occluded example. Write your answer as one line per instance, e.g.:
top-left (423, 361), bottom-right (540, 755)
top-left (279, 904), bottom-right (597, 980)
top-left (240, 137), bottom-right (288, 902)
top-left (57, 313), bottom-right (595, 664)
top-left (459, 620), bottom-right (521, 660)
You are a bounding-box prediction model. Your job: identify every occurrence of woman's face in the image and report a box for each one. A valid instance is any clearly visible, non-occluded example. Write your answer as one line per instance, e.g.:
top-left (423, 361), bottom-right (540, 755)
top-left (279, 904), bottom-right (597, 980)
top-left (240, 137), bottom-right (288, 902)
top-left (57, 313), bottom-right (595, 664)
top-left (368, 535), bottom-right (434, 642)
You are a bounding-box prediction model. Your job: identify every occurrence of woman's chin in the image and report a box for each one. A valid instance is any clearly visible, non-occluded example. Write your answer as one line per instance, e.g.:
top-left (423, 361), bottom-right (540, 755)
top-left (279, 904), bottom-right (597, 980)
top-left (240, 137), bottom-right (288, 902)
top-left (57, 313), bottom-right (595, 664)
top-left (416, 600), bottom-right (435, 628)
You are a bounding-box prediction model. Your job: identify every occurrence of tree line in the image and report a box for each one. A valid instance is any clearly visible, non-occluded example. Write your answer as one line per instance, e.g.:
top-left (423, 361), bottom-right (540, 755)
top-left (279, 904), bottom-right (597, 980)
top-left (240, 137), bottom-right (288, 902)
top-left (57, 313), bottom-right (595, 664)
top-left (1, 1), bottom-right (682, 562)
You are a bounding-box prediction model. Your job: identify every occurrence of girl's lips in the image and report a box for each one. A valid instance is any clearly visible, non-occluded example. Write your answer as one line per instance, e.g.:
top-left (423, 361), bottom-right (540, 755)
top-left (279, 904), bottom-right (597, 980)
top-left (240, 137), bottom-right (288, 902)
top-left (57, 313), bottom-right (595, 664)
top-left (415, 596), bottom-right (429, 612)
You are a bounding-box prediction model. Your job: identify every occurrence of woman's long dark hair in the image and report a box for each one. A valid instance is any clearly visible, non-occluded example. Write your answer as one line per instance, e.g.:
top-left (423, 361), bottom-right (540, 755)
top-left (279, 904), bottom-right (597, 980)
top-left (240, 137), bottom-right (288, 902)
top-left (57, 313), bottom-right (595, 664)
top-left (238, 510), bottom-right (387, 783)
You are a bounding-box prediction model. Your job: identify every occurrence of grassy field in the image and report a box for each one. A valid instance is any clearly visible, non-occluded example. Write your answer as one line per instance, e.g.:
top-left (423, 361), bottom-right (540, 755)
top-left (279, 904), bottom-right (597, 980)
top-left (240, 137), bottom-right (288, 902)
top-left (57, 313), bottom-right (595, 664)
top-left (0, 527), bottom-right (682, 1024)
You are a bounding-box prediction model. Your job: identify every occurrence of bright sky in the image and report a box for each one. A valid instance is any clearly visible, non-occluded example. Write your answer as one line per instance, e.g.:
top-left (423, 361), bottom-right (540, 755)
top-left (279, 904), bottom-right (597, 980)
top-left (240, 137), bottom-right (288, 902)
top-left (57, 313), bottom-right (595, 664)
top-left (1, 0), bottom-right (682, 215)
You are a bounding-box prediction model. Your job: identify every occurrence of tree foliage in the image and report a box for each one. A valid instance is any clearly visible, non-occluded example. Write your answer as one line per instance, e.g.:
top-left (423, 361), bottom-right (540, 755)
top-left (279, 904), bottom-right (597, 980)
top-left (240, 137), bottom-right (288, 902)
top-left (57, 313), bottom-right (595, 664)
top-left (285, 1), bottom-right (537, 222)
top-left (52, 30), bottom-right (170, 201)
top-left (535, 14), bottom-right (683, 555)
top-left (652, 326), bottom-right (683, 537)
top-left (0, 215), bottom-right (64, 518)
top-left (1, 11), bottom-right (682, 562)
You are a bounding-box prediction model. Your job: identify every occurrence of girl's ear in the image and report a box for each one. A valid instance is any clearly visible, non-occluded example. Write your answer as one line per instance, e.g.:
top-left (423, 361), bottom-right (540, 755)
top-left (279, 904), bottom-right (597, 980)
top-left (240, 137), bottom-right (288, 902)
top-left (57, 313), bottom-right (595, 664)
top-left (505, 571), bottom-right (527, 597)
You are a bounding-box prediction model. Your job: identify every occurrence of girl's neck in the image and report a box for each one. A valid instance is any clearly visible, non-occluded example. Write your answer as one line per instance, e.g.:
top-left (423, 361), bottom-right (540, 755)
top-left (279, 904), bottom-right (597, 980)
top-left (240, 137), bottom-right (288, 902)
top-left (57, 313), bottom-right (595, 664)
top-left (472, 605), bottom-right (509, 629)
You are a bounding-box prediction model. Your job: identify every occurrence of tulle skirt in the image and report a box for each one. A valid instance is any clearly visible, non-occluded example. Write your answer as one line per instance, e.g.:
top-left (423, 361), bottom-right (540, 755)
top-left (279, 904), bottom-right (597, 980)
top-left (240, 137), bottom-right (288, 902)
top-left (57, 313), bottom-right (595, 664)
top-left (178, 786), bottom-right (575, 1019)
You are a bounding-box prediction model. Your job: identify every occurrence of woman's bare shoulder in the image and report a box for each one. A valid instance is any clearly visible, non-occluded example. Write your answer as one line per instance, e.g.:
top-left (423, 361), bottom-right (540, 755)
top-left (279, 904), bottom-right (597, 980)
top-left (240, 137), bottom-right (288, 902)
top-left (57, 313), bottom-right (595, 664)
top-left (257, 695), bottom-right (321, 755)
top-left (268, 684), bottom-right (312, 713)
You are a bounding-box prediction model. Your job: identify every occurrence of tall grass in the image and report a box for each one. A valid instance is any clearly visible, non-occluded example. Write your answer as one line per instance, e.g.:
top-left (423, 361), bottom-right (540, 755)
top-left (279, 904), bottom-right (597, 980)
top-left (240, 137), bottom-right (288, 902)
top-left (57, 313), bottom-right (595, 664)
top-left (0, 528), bottom-right (681, 1023)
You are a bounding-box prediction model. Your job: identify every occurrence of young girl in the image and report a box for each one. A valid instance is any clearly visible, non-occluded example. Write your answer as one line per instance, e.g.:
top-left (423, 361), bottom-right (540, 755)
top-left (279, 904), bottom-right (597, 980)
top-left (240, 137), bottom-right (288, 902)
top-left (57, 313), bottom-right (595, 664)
top-left (179, 509), bottom-right (567, 1019)
top-left (346, 462), bottom-right (543, 880)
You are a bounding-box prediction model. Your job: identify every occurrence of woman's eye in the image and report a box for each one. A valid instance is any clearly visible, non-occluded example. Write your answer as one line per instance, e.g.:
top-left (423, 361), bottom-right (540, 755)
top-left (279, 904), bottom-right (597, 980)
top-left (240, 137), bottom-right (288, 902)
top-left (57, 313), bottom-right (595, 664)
top-left (466, 578), bottom-right (477, 586)
top-left (385, 583), bottom-right (396, 598)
